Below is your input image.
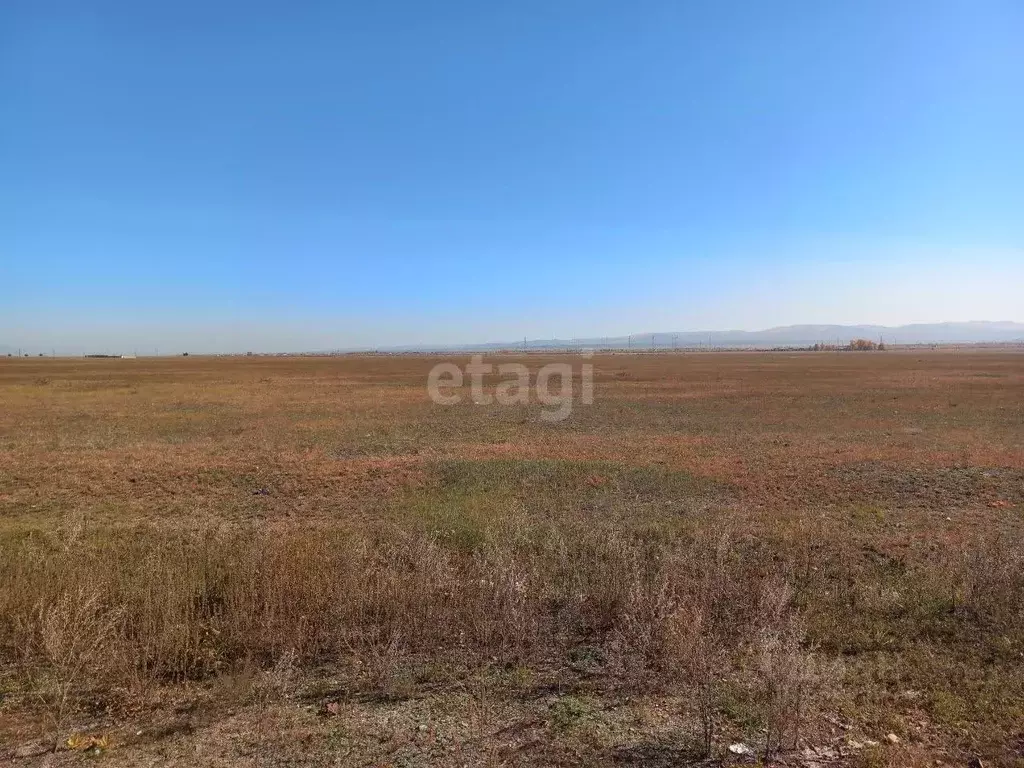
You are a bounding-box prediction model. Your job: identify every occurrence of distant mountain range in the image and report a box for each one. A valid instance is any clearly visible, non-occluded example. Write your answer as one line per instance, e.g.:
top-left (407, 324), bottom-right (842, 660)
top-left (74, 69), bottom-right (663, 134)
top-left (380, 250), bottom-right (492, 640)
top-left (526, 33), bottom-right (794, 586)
top-left (4, 322), bottom-right (1023, 356)
top-left (387, 321), bottom-right (1024, 352)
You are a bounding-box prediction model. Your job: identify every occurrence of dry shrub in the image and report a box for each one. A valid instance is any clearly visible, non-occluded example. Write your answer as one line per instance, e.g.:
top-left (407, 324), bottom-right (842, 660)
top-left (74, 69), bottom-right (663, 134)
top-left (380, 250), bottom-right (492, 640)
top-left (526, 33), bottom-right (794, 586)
top-left (0, 511), bottom-right (1010, 752)
top-left (664, 530), bottom-right (736, 756)
top-left (667, 603), bottom-right (724, 756)
top-left (356, 629), bottom-right (412, 699)
top-left (607, 541), bottom-right (677, 671)
top-left (1, 518), bottom-right (761, 716)
top-left (21, 588), bottom-right (122, 750)
top-left (4, 520), bottom-right (725, 708)
top-left (957, 534), bottom-right (1024, 630)
top-left (465, 545), bottom-right (541, 659)
top-left (750, 577), bottom-right (832, 761)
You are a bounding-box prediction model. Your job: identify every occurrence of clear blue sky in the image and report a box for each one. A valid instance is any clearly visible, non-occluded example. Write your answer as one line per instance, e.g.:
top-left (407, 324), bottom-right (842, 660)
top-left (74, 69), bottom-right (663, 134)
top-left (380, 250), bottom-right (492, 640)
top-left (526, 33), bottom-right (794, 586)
top-left (2, 1), bottom-right (1022, 352)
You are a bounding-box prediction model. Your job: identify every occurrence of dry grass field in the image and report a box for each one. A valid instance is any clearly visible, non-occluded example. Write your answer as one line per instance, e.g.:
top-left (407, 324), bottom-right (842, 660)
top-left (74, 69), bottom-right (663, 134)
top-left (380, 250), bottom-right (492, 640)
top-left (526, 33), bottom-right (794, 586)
top-left (1, 351), bottom-right (1023, 766)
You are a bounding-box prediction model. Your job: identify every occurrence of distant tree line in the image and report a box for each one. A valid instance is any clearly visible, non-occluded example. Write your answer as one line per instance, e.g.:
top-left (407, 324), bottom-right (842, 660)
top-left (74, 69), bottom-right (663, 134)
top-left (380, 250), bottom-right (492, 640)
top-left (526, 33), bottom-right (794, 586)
top-left (811, 339), bottom-right (886, 351)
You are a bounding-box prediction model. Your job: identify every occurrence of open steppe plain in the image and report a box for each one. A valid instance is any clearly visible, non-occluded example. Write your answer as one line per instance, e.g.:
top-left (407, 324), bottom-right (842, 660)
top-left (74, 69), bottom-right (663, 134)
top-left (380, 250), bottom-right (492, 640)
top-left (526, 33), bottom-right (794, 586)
top-left (1, 351), bottom-right (1022, 766)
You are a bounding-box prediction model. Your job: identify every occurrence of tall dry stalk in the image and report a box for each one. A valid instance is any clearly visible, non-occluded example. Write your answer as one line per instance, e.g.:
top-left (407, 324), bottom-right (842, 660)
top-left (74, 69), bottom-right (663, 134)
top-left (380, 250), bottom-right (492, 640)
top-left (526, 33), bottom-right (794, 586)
top-left (751, 578), bottom-right (823, 762)
top-left (26, 588), bottom-right (121, 751)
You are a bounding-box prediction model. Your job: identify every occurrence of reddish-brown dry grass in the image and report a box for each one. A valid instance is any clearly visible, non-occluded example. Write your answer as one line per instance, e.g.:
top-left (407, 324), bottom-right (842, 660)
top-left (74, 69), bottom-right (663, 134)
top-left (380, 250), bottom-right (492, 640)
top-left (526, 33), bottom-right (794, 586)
top-left (1, 351), bottom-right (1022, 766)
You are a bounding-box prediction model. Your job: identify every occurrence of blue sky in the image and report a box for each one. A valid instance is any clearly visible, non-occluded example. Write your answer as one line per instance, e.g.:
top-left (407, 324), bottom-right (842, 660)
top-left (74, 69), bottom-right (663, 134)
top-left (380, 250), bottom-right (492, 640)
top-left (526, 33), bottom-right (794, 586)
top-left (2, 1), bottom-right (1022, 352)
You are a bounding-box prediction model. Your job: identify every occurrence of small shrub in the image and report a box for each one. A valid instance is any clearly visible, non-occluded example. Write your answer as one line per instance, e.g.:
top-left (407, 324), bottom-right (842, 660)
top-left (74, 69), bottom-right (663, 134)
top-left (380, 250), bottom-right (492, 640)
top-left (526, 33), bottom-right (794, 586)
top-left (549, 695), bottom-right (592, 732)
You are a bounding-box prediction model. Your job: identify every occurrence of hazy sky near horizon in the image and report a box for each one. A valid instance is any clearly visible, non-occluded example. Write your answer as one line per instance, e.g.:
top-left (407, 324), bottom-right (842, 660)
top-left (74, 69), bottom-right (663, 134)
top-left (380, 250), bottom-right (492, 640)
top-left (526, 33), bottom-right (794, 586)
top-left (3, 1), bottom-right (1022, 353)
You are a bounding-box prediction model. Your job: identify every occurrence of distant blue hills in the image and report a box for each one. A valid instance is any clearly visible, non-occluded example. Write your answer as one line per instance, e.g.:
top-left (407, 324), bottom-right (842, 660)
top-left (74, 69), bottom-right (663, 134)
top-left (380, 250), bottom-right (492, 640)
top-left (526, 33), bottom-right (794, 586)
top-left (383, 321), bottom-right (1024, 352)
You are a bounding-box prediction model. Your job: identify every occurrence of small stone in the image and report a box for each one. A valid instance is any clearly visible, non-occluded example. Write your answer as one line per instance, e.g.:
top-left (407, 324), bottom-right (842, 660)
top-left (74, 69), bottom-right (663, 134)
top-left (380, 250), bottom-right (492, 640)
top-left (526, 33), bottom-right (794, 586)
top-left (14, 743), bottom-right (49, 758)
top-left (886, 733), bottom-right (900, 745)
top-left (417, 724), bottom-right (428, 732)
top-left (728, 743), bottom-right (753, 755)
